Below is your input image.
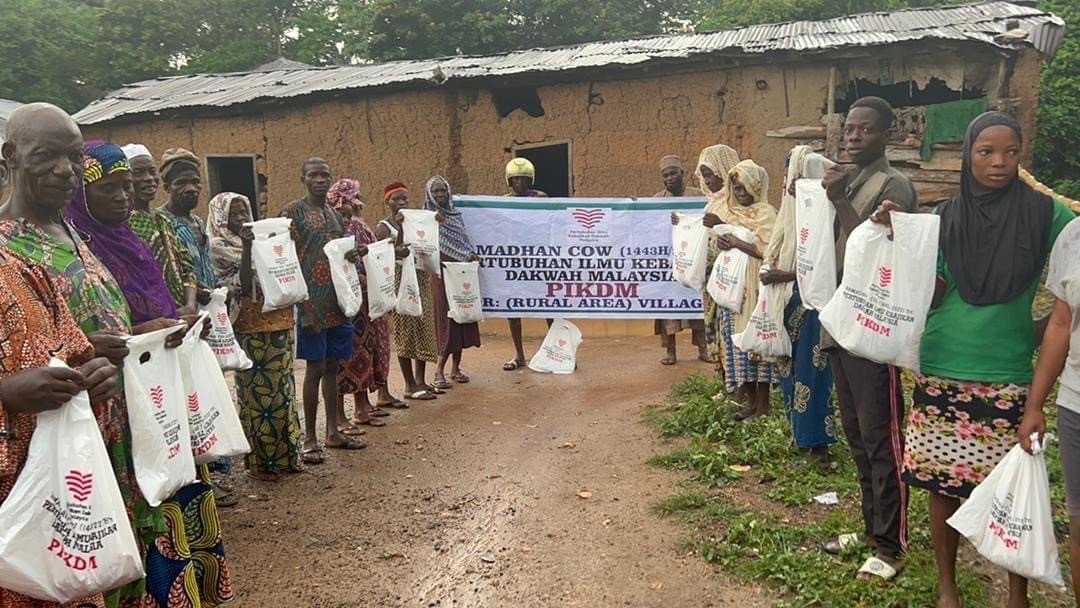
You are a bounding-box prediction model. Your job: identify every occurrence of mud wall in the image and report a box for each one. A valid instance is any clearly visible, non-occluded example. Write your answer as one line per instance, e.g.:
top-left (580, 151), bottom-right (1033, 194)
top-left (85, 45), bottom-right (1043, 337)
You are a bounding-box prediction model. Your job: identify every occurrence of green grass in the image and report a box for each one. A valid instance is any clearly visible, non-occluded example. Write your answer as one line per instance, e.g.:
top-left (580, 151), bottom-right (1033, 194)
top-left (647, 373), bottom-right (1075, 607)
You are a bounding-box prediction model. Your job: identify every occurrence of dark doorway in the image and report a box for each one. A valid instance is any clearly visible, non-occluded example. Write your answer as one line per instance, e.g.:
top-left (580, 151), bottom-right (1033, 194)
top-left (206, 155), bottom-right (260, 219)
top-left (513, 141), bottom-right (572, 197)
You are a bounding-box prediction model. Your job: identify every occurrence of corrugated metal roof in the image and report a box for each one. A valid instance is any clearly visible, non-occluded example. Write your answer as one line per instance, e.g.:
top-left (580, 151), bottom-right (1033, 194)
top-left (75, 1), bottom-right (1064, 125)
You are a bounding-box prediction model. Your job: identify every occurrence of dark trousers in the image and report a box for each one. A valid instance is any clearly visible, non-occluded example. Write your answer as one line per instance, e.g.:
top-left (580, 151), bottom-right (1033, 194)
top-left (830, 349), bottom-right (908, 559)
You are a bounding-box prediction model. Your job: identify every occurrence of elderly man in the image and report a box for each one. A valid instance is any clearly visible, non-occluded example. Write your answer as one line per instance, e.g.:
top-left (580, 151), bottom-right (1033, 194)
top-left (653, 155), bottom-right (707, 364)
top-left (0, 102), bottom-right (121, 608)
top-left (653, 155), bottom-right (705, 198)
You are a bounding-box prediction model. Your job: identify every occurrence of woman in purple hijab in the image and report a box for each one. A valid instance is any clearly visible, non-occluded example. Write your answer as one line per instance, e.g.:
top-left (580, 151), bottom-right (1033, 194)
top-left (65, 141), bottom-right (179, 323)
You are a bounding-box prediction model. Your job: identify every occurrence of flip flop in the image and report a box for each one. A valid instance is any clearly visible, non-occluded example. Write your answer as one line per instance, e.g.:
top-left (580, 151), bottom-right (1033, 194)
top-left (451, 372), bottom-right (470, 384)
top-left (856, 556), bottom-right (903, 582)
top-left (425, 385), bottom-right (447, 395)
top-left (301, 448), bottom-right (325, 465)
top-left (340, 425), bottom-right (367, 437)
top-left (357, 418), bottom-right (387, 427)
top-left (823, 533), bottom-right (869, 555)
top-left (379, 400), bottom-right (410, 409)
top-left (405, 390), bottom-right (436, 401)
top-left (431, 378), bottom-right (453, 390)
top-left (660, 356), bottom-right (676, 366)
top-left (246, 470), bottom-right (281, 482)
top-left (503, 359), bottom-right (526, 371)
top-left (368, 407), bottom-right (391, 418)
top-left (325, 437), bottom-right (367, 450)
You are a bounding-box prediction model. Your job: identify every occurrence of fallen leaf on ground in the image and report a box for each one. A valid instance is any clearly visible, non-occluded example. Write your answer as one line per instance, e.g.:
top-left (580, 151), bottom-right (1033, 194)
top-left (559, 442), bottom-right (576, 449)
top-left (378, 551), bottom-right (406, 560)
top-left (577, 491), bottom-right (593, 499)
top-left (527, 424), bottom-right (539, 428)
top-left (602, 519), bottom-right (612, 526)
top-left (480, 555), bottom-right (496, 564)
top-left (492, 421), bottom-right (502, 426)
top-left (650, 581), bottom-right (664, 590)
top-left (728, 465), bottom-right (752, 473)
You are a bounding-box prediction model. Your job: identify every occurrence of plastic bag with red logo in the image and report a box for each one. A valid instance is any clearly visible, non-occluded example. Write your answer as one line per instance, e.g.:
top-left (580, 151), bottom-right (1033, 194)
top-left (395, 252), bottom-right (424, 317)
top-left (707, 225), bottom-right (754, 313)
top-left (442, 261), bottom-right (483, 324)
top-left (199, 287), bottom-right (252, 371)
top-left (122, 325), bottom-right (197, 506)
top-left (363, 238), bottom-right (397, 321)
top-left (323, 236), bottom-right (363, 318)
top-left (819, 211), bottom-right (939, 371)
top-left (0, 359), bottom-right (144, 603)
top-left (733, 282), bottom-right (793, 358)
top-left (401, 209), bottom-right (441, 276)
top-left (528, 319), bottom-right (583, 375)
top-left (248, 218), bottom-right (309, 312)
top-left (794, 179), bottom-right (838, 310)
top-left (672, 214), bottom-right (709, 291)
top-left (947, 435), bottom-right (1064, 586)
top-left (178, 316), bottom-right (250, 466)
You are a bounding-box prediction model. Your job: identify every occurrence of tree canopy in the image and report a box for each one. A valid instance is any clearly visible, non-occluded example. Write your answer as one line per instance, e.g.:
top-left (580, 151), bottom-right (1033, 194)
top-left (0, 0), bottom-right (1074, 196)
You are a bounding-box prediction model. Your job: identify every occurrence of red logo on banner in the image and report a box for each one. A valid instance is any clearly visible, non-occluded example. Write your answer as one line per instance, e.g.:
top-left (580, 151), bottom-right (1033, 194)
top-left (150, 386), bottom-right (165, 408)
top-left (571, 208), bottom-right (605, 230)
top-left (65, 470), bottom-right (93, 502)
top-left (878, 266), bottom-right (893, 288)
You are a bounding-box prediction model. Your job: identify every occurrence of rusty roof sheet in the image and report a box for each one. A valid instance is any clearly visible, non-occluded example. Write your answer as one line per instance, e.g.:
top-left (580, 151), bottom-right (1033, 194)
top-left (75, 1), bottom-right (1064, 125)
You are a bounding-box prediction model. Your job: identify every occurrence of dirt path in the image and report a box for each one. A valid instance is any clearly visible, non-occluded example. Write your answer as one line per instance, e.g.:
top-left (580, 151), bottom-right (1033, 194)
top-left (219, 334), bottom-right (772, 607)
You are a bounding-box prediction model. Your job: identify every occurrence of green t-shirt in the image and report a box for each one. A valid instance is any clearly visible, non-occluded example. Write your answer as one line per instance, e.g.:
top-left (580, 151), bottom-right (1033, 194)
top-left (920, 200), bottom-right (1076, 384)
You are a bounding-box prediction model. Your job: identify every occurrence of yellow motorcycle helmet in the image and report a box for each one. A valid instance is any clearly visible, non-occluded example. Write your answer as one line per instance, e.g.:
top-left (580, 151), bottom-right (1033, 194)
top-left (505, 157), bottom-right (536, 186)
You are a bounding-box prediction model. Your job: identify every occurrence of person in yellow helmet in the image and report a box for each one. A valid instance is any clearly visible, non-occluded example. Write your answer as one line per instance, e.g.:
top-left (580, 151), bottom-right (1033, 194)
top-left (505, 157), bottom-right (547, 198)
top-left (502, 157), bottom-right (551, 370)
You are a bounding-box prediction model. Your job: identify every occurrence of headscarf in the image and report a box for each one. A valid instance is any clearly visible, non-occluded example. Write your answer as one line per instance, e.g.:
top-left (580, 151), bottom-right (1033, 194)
top-left (327, 178), bottom-right (361, 210)
top-left (720, 160), bottom-right (777, 333)
top-left (940, 112), bottom-right (1055, 306)
top-left (207, 192), bottom-right (250, 295)
top-left (384, 181), bottom-right (407, 201)
top-left (66, 141), bottom-right (178, 324)
top-left (695, 145), bottom-right (740, 216)
top-left (424, 176), bottom-right (474, 262)
top-left (764, 146), bottom-right (831, 272)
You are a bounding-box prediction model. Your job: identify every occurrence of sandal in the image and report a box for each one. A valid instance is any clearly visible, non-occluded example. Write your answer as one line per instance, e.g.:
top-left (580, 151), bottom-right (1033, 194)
top-left (425, 384), bottom-right (447, 395)
top-left (451, 371), bottom-right (470, 384)
top-left (368, 406), bottom-right (391, 418)
top-left (856, 556), bottom-right (903, 582)
top-left (301, 447), bottom-right (326, 465)
top-left (823, 533), bottom-right (869, 555)
top-left (379, 399), bottom-right (410, 409)
top-left (431, 378), bottom-right (453, 390)
top-left (213, 484), bottom-right (239, 507)
top-left (660, 356), bottom-right (676, 366)
top-left (246, 470), bottom-right (281, 482)
top-left (325, 437), bottom-right (367, 450)
top-left (503, 359), bottom-right (526, 371)
top-left (355, 418), bottom-right (387, 427)
top-left (405, 390), bottom-right (436, 401)
top-left (339, 424), bottom-right (367, 437)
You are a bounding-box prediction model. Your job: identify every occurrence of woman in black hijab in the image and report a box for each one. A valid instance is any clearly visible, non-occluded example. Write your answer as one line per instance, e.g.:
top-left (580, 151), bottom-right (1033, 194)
top-left (894, 112), bottom-right (1075, 607)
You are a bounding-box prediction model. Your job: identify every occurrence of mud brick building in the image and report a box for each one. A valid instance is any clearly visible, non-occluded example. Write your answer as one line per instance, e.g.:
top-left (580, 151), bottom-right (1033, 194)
top-left (75, 2), bottom-right (1064, 335)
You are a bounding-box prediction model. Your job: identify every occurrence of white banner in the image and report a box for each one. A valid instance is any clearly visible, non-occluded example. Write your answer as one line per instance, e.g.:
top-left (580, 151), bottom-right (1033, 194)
top-left (456, 196), bottom-right (706, 319)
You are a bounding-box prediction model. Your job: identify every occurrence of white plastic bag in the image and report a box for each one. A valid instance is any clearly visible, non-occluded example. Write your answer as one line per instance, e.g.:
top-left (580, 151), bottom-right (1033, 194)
top-left (819, 212), bottom-right (940, 371)
top-left (528, 319), bottom-right (583, 374)
top-left (0, 359), bottom-right (144, 603)
top-left (179, 317), bottom-right (251, 466)
top-left (401, 209), bottom-right (441, 276)
top-left (323, 236), bottom-right (363, 318)
top-left (794, 179), bottom-right (838, 310)
top-left (395, 253), bottom-right (423, 317)
top-left (364, 239), bottom-right (397, 321)
top-left (672, 214), bottom-right (709, 291)
top-left (123, 325), bottom-right (197, 506)
top-left (199, 287), bottom-right (252, 371)
top-left (947, 436), bottom-right (1064, 586)
top-left (442, 261), bottom-right (483, 324)
top-left (248, 218), bottom-right (309, 312)
top-left (707, 225), bottom-right (754, 312)
top-left (734, 282), bottom-right (793, 357)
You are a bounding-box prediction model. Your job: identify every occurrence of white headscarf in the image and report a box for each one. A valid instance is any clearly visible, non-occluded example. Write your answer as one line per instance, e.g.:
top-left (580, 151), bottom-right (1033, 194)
top-left (763, 146), bottom-right (832, 272)
top-left (121, 143), bottom-right (153, 161)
